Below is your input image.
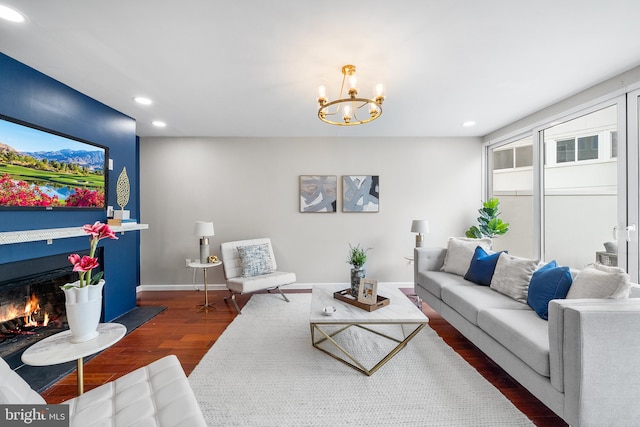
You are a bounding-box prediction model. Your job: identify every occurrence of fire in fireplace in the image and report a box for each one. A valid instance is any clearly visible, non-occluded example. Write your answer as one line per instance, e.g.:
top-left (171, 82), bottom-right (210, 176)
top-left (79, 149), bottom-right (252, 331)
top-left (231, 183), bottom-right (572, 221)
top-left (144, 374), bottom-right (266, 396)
top-left (1, 293), bottom-right (53, 328)
top-left (0, 249), bottom-right (103, 362)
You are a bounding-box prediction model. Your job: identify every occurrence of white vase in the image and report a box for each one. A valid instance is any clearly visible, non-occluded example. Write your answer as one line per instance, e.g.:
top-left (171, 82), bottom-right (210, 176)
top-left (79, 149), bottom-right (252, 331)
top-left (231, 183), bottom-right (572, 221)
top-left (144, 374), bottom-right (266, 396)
top-left (62, 279), bottom-right (105, 343)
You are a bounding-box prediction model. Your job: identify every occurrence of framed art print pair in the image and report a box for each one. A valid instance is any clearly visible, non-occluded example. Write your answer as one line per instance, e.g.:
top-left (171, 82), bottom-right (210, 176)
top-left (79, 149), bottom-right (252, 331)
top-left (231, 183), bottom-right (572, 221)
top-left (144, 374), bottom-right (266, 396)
top-left (299, 175), bottom-right (379, 213)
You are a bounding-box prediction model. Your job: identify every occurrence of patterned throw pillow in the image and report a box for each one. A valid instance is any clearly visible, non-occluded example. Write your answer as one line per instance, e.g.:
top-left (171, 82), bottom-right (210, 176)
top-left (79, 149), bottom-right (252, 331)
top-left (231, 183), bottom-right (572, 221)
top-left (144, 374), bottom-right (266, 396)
top-left (490, 253), bottom-right (539, 303)
top-left (237, 243), bottom-right (274, 277)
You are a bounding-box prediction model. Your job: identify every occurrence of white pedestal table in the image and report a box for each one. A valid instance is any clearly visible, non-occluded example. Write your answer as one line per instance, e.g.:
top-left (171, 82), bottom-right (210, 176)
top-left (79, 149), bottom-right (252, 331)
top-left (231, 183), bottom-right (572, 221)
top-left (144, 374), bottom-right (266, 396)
top-left (21, 323), bottom-right (126, 395)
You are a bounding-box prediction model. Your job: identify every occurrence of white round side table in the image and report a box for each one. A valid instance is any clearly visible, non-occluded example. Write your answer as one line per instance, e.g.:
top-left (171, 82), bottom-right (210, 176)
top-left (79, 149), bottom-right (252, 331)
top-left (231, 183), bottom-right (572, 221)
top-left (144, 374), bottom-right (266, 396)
top-left (21, 323), bottom-right (126, 395)
top-left (188, 261), bottom-right (222, 311)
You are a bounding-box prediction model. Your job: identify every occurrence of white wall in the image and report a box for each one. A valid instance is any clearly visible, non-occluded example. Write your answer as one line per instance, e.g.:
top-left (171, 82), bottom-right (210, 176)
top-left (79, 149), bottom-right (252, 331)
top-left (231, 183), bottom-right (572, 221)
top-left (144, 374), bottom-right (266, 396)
top-left (139, 137), bottom-right (482, 286)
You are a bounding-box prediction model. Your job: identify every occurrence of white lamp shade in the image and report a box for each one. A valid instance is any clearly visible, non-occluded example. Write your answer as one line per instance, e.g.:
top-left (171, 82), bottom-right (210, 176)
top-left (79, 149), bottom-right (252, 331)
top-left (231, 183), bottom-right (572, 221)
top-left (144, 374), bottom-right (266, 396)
top-left (411, 220), bottom-right (430, 234)
top-left (194, 221), bottom-right (215, 237)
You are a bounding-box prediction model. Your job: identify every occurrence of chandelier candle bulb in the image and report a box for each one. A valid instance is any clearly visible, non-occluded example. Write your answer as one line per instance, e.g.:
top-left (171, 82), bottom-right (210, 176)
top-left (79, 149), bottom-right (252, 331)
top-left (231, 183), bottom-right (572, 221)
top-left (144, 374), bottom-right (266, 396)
top-left (343, 105), bottom-right (352, 123)
top-left (318, 85), bottom-right (327, 101)
top-left (348, 74), bottom-right (357, 89)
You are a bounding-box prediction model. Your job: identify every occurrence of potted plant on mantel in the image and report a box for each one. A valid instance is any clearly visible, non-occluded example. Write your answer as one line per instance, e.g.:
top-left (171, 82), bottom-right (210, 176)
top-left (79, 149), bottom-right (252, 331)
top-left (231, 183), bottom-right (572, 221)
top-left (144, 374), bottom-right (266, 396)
top-left (346, 243), bottom-right (371, 298)
top-left (63, 221), bottom-right (118, 343)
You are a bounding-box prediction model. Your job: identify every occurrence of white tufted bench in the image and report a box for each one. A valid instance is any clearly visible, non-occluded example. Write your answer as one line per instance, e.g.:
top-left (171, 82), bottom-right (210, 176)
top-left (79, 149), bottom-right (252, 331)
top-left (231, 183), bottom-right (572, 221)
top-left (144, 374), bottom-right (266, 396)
top-left (1, 355), bottom-right (206, 427)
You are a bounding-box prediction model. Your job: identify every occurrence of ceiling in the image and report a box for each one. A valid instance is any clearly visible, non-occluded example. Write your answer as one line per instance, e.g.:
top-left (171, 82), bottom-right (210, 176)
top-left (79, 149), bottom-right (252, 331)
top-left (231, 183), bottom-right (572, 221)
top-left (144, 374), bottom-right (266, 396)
top-left (1, 1), bottom-right (640, 138)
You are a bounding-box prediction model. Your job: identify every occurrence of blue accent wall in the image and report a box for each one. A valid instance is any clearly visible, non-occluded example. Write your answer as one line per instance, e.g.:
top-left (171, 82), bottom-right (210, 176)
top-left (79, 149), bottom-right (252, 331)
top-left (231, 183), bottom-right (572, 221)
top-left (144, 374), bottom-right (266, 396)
top-left (0, 52), bottom-right (139, 321)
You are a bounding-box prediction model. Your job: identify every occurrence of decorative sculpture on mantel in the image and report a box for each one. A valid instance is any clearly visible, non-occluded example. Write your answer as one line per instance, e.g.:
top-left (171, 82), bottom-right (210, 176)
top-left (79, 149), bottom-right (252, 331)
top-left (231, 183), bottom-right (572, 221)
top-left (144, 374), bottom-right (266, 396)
top-left (114, 166), bottom-right (130, 220)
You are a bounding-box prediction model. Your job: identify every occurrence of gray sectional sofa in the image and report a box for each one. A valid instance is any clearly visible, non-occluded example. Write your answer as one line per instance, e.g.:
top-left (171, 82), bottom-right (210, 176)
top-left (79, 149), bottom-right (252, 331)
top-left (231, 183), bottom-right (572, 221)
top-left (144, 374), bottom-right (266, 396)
top-left (414, 245), bottom-right (640, 427)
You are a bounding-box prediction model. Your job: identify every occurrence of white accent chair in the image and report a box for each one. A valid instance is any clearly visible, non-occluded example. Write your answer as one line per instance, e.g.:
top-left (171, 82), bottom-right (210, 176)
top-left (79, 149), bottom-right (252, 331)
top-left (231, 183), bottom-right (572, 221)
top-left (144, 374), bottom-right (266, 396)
top-left (0, 355), bottom-right (206, 426)
top-left (220, 238), bottom-right (296, 313)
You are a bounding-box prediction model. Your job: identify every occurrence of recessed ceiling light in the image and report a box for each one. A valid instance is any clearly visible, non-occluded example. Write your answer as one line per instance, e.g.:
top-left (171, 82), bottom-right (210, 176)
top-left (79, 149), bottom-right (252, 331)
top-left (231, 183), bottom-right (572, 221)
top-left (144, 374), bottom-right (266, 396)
top-left (134, 96), bottom-right (153, 105)
top-left (462, 121), bottom-right (476, 127)
top-left (152, 121), bottom-right (166, 128)
top-left (0, 5), bottom-right (26, 22)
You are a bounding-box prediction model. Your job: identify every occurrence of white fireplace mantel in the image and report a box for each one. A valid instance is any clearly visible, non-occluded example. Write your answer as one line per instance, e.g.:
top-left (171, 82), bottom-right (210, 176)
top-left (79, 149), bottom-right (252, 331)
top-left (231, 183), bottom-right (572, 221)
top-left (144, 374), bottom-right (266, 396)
top-left (0, 224), bottom-right (148, 245)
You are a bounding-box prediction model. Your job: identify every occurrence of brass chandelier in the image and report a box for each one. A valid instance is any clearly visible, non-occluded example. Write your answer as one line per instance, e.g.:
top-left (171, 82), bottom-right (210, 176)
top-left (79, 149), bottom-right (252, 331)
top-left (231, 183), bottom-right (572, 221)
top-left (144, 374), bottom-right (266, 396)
top-left (317, 64), bottom-right (385, 126)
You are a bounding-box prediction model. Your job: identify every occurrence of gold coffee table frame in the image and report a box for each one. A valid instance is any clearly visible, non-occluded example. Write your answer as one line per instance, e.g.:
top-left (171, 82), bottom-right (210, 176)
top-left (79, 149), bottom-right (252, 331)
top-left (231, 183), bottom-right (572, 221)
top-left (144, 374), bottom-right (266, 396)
top-left (311, 321), bottom-right (427, 376)
top-left (310, 284), bottom-right (428, 376)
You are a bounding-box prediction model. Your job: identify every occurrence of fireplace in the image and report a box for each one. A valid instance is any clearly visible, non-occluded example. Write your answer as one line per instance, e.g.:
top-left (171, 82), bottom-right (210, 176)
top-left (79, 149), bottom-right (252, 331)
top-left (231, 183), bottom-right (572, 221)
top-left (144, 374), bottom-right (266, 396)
top-left (0, 249), bottom-right (103, 366)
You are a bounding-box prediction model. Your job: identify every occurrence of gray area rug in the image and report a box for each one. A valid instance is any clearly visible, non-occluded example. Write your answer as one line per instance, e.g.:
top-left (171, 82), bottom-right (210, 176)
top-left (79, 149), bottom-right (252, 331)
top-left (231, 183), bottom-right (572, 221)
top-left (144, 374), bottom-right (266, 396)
top-left (188, 293), bottom-right (534, 426)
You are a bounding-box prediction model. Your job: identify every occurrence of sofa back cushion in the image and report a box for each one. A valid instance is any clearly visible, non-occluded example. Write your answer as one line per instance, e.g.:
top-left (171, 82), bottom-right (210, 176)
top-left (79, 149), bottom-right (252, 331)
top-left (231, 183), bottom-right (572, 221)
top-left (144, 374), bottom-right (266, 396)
top-left (442, 237), bottom-right (492, 276)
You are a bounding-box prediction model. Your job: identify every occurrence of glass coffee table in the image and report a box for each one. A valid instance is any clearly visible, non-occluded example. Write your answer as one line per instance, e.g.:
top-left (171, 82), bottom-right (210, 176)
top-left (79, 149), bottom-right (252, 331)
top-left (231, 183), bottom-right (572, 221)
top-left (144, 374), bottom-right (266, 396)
top-left (310, 284), bottom-right (428, 376)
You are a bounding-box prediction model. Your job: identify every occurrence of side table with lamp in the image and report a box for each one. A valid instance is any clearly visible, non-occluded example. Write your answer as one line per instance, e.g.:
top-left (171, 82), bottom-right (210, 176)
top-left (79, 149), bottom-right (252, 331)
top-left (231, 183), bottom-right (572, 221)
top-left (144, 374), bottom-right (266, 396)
top-left (408, 219), bottom-right (430, 308)
top-left (192, 221), bottom-right (221, 310)
top-left (189, 259), bottom-right (222, 311)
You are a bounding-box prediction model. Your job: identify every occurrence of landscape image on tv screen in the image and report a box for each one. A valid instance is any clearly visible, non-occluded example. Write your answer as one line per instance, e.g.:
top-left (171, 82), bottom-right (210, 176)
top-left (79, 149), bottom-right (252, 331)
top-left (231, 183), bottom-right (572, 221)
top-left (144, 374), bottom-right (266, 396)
top-left (0, 116), bottom-right (107, 209)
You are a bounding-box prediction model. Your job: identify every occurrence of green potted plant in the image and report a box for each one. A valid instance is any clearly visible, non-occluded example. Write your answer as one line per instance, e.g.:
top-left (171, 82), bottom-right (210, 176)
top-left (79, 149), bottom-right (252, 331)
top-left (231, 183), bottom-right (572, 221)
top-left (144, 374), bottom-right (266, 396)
top-left (346, 243), bottom-right (371, 297)
top-left (465, 198), bottom-right (510, 239)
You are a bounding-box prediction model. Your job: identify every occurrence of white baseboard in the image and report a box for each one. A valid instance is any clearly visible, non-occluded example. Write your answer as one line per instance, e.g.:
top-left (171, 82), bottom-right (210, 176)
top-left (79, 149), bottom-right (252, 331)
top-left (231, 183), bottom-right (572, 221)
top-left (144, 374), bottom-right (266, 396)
top-left (136, 282), bottom-right (413, 292)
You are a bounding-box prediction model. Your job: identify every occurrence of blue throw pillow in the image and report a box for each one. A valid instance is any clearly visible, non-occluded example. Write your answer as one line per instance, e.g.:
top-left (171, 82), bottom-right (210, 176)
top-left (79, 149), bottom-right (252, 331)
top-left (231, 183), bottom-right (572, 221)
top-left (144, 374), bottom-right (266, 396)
top-left (527, 260), bottom-right (573, 320)
top-left (464, 246), bottom-right (503, 286)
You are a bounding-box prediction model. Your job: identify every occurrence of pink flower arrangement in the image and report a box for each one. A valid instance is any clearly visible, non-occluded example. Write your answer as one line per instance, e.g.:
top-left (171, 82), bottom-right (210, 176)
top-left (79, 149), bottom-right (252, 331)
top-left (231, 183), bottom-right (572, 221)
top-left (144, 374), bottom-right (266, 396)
top-left (65, 221), bottom-right (118, 288)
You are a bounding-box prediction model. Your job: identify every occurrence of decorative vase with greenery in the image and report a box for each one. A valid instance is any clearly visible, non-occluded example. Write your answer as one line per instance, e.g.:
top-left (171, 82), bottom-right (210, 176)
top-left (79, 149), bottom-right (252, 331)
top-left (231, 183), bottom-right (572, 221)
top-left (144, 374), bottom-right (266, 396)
top-left (465, 198), bottom-right (510, 239)
top-left (63, 221), bottom-right (118, 343)
top-left (346, 243), bottom-right (371, 297)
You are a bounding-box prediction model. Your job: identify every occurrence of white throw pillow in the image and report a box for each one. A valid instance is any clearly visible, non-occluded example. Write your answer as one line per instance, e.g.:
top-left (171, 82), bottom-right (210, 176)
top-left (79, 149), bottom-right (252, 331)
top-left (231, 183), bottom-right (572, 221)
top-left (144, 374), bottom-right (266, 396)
top-left (442, 237), bottom-right (492, 276)
top-left (566, 263), bottom-right (631, 299)
top-left (490, 253), bottom-right (539, 303)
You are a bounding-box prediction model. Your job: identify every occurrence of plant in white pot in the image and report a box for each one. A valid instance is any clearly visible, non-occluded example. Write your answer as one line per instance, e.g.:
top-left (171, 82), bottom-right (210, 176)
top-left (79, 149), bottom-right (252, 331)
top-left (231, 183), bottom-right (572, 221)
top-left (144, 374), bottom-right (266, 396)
top-left (63, 221), bottom-right (118, 343)
top-left (346, 243), bottom-right (371, 297)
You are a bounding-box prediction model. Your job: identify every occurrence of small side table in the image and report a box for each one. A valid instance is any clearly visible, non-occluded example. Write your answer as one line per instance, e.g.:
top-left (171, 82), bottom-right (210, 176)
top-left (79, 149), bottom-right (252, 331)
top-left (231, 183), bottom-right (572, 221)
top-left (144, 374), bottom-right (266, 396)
top-left (188, 261), bottom-right (222, 311)
top-left (21, 323), bottom-right (126, 395)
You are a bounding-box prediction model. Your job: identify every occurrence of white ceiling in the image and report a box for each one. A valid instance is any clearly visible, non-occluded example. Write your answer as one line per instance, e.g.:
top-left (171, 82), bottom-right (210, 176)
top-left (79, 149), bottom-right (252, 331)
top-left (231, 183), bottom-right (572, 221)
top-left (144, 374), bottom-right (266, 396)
top-left (1, 1), bottom-right (640, 138)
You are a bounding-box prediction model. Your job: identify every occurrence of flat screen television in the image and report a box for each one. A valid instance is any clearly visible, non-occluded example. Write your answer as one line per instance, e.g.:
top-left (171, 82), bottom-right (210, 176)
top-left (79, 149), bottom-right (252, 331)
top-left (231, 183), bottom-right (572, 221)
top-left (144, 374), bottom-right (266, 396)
top-left (0, 115), bottom-right (107, 210)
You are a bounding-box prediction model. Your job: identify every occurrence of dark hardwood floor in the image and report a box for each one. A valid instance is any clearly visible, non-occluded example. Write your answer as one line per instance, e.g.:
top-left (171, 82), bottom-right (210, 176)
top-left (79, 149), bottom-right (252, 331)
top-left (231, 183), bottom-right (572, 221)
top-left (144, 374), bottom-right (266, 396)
top-left (41, 289), bottom-right (567, 426)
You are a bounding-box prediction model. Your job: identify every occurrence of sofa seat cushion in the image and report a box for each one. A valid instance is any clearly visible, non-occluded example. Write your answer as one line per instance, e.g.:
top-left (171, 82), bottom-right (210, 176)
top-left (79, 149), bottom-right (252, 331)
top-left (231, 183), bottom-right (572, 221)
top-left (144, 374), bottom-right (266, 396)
top-left (478, 308), bottom-right (550, 377)
top-left (442, 283), bottom-right (530, 326)
top-left (64, 355), bottom-right (206, 427)
top-left (226, 271), bottom-right (296, 294)
top-left (416, 270), bottom-right (469, 299)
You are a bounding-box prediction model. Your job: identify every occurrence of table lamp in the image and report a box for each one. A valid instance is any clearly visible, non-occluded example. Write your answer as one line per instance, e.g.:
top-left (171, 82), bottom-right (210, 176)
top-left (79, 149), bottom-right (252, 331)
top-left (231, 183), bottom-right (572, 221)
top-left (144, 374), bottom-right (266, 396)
top-left (194, 221), bottom-right (215, 263)
top-left (411, 219), bottom-right (430, 247)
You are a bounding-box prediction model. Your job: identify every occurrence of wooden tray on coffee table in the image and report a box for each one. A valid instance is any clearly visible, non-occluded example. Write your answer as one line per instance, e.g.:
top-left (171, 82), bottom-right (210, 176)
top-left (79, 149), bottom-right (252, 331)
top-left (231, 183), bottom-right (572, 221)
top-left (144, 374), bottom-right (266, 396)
top-left (333, 288), bottom-right (390, 312)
